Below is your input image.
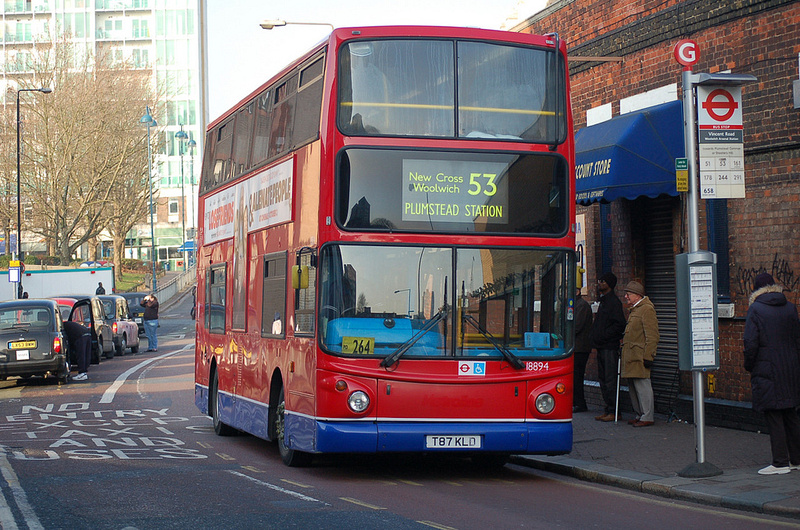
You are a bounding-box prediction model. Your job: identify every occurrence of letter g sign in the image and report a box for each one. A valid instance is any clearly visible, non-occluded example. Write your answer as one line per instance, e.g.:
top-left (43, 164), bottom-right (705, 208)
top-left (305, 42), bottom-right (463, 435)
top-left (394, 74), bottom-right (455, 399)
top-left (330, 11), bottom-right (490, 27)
top-left (674, 39), bottom-right (699, 67)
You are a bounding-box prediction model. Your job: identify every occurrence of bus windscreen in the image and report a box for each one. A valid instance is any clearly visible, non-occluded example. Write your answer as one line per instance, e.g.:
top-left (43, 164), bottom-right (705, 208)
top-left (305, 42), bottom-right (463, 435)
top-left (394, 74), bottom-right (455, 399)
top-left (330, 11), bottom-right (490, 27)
top-left (318, 244), bottom-right (571, 361)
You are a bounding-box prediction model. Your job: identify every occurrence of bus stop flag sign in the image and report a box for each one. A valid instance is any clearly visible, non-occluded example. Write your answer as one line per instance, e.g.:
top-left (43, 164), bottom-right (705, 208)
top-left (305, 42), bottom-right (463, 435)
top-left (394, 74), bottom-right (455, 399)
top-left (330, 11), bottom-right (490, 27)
top-left (697, 86), bottom-right (746, 199)
top-left (8, 260), bottom-right (20, 283)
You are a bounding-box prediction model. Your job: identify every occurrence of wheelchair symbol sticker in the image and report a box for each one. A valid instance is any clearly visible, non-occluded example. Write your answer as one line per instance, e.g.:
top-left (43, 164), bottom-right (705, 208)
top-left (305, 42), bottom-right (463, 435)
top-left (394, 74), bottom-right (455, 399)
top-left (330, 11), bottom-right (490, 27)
top-left (458, 361), bottom-right (486, 376)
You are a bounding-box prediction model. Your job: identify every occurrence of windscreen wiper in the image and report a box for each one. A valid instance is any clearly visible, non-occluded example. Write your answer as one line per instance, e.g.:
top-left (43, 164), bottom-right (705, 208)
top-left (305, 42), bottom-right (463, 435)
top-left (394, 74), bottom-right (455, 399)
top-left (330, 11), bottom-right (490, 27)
top-left (381, 304), bottom-right (449, 369)
top-left (462, 314), bottom-right (525, 370)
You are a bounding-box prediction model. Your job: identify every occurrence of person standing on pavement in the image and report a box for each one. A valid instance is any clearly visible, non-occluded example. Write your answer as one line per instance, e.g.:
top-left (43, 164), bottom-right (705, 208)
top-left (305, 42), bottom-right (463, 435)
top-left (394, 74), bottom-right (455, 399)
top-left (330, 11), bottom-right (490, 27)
top-left (96, 282), bottom-right (105, 294)
top-left (573, 287), bottom-right (593, 413)
top-left (141, 294), bottom-right (159, 352)
top-left (621, 281), bottom-right (659, 427)
top-left (63, 320), bottom-right (92, 381)
top-left (743, 272), bottom-right (800, 475)
top-left (590, 272), bottom-right (626, 422)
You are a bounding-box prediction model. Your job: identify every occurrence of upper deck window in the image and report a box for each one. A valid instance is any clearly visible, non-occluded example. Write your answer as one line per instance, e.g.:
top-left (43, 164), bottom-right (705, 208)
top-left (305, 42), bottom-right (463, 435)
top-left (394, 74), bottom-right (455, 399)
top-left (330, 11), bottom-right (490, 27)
top-left (338, 38), bottom-right (564, 142)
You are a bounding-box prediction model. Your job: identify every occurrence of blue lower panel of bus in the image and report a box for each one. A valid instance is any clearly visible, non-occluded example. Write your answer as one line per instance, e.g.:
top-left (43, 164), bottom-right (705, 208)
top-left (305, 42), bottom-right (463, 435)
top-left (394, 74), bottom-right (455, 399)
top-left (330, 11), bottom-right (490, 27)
top-left (195, 384), bottom-right (209, 415)
top-left (306, 419), bottom-right (572, 454)
top-left (196, 383), bottom-right (271, 441)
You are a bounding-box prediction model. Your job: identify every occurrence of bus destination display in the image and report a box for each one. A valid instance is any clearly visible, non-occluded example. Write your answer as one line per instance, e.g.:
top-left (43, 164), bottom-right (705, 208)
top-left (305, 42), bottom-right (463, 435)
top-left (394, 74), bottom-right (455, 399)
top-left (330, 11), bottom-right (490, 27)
top-left (401, 159), bottom-right (509, 224)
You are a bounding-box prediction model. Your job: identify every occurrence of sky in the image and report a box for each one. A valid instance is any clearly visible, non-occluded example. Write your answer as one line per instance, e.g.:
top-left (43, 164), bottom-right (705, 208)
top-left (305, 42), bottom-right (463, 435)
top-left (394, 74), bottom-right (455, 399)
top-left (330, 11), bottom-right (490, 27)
top-left (205, 0), bottom-right (547, 122)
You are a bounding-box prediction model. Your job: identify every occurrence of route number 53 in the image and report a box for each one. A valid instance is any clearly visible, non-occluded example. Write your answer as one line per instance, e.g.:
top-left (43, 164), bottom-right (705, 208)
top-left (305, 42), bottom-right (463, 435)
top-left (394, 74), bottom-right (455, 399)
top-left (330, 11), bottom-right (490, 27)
top-left (468, 173), bottom-right (498, 196)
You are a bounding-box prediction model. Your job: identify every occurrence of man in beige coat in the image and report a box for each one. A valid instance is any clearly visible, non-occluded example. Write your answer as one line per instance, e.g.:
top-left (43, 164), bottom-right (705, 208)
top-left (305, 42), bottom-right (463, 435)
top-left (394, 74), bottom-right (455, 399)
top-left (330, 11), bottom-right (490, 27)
top-left (621, 281), bottom-right (659, 427)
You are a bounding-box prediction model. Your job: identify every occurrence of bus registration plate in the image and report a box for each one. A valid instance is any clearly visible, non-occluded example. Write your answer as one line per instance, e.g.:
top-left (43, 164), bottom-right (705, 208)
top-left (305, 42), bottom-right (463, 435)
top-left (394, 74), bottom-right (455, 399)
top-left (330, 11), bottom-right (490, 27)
top-left (342, 336), bottom-right (375, 355)
top-left (425, 435), bottom-right (482, 449)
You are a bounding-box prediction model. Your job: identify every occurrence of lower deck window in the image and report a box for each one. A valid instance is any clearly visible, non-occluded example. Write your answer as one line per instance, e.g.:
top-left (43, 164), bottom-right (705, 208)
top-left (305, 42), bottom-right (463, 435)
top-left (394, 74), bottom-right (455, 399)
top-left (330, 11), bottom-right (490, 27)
top-left (206, 264), bottom-right (226, 334)
top-left (262, 253), bottom-right (287, 337)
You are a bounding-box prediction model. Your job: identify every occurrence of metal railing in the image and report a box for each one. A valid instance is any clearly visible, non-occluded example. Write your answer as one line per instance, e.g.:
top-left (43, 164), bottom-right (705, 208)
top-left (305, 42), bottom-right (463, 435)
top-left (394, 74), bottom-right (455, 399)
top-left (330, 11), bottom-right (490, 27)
top-left (153, 265), bottom-right (196, 305)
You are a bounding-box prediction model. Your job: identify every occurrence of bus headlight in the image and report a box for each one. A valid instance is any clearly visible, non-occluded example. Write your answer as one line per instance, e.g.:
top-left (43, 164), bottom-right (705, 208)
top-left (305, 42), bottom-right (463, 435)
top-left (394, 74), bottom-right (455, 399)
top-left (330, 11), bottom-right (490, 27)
top-left (348, 391), bottom-right (370, 413)
top-left (535, 393), bottom-right (555, 414)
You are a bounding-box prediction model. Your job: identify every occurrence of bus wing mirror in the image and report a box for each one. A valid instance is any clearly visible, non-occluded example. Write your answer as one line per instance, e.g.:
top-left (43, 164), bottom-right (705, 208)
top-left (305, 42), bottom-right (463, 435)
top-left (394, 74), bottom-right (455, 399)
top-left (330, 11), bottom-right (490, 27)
top-left (292, 265), bottom-right (309, 289)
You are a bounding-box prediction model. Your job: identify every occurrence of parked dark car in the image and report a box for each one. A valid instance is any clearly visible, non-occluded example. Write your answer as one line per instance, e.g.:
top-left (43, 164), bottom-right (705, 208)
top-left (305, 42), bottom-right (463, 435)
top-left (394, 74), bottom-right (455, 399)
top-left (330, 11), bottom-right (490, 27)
top-left (0, 299), bottom-right (70, 384)
top-left (119, 292), bottom-right (147, 336)
top-left (98, 295), bottom-right (140, 355)
top-left (55, 296), bottom-right (114, 363)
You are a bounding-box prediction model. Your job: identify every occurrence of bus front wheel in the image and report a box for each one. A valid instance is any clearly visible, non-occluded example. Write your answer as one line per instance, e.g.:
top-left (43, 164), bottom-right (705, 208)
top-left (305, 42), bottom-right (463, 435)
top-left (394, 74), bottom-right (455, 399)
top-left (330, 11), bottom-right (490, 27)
top-left (276, 388), bottom-right (311, 467)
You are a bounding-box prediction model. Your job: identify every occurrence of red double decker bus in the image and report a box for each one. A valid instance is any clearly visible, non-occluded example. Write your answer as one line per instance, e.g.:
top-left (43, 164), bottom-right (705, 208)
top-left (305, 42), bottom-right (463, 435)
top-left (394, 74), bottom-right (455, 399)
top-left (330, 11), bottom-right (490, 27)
top-left (195, 25), bottom-right (576, 466)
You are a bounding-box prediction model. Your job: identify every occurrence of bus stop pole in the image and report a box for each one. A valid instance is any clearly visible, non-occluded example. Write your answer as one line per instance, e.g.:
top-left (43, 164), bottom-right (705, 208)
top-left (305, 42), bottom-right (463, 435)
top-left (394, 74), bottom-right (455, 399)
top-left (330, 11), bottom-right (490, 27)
top-left (678, 68), bottom-right (723, 478)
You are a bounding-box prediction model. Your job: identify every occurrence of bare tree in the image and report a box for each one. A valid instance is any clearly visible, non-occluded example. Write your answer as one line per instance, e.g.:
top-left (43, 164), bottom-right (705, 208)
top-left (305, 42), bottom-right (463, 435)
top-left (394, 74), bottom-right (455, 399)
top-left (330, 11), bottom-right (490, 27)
top-left (22, 37), bottom-right (159, 266)
top-left (104, 133), bottom-right (154, 281)
top-left (0, 106), bottom-right (16, 255)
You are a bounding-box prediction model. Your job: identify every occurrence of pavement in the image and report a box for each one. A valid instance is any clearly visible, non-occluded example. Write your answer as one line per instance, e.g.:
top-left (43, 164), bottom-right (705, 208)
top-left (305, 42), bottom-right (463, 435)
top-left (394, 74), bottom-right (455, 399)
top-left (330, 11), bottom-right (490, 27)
top-left (513, 409), bottom-right (800, 519)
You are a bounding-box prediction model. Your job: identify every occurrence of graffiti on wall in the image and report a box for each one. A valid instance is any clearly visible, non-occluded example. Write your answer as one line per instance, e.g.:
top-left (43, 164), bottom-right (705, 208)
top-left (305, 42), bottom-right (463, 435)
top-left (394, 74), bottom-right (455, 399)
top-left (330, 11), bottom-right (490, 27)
top-left (736, 253), bottom-right (800, 295)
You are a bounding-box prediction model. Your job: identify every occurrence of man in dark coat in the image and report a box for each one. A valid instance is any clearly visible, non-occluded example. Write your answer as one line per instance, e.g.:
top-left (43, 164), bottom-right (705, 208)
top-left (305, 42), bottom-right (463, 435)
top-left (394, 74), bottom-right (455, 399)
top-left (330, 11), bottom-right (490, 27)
top-left (63, 320), bottom-right (91, 381)
top-left (744, 272), bottom-right (800, 475)
top-left (590, 272), bottom-right (626, 422)
top-left (573, 287), bottom-right (593, 412)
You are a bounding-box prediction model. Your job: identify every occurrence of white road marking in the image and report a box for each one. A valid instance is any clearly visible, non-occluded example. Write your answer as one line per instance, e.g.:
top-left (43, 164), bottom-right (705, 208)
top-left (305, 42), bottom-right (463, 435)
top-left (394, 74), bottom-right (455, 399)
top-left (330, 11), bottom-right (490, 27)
top-left (0, 447), bottom-right (43, 530)
top-left (99, 344), bottom-right (193, 404)
top-left (227, 470), bottom-right (329, 505)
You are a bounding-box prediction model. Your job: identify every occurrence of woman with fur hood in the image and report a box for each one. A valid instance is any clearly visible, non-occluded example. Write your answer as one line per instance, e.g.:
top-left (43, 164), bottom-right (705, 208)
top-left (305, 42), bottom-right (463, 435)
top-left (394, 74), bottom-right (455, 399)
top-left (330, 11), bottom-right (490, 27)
top-left (743, 272), bottom-right (800, 475)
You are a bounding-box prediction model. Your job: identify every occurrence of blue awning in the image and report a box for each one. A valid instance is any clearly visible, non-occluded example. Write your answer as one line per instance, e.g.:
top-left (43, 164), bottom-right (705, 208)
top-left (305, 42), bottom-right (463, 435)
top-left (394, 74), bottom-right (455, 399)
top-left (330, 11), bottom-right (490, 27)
top-left (177, 241), bottom-right (196, 252)
top-left (575, 100), bottom-right (685, 205)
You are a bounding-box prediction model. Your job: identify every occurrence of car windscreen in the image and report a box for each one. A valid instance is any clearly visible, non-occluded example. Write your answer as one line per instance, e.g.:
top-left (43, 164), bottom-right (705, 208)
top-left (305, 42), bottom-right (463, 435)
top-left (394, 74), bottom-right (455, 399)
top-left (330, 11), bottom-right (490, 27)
top-left (101, 300), bottom-right (114, 318)
top-left (0, 306), bottom-right (52, 332)
top-left (126, 295), bottom-right (144, 307)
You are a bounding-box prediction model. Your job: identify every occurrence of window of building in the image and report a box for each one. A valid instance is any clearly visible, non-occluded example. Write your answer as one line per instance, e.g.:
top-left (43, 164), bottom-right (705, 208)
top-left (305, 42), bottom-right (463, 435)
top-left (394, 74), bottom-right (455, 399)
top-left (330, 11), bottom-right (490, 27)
top-left (707, 199), bottom-right (731, 301)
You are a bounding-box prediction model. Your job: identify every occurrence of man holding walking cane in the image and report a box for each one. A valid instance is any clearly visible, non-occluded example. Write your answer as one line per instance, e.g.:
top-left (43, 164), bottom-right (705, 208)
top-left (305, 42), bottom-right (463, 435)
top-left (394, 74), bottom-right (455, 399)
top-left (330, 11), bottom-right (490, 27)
top-left (590, 272), bottom-right (626, 422)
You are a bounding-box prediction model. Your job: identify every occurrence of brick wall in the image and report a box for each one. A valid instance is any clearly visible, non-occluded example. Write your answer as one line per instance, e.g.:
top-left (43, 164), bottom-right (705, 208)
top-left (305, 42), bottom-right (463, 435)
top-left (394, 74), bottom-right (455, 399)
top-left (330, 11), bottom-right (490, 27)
top-left (516, 0), bottom-right (800, 406)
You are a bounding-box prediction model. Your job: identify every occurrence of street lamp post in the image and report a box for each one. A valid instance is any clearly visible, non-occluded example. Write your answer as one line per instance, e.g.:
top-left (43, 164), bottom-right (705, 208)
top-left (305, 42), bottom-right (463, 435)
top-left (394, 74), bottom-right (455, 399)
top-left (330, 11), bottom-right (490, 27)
top-left (187, 138), bottom-right (196, 267)
top-left (259, 19), bottom-right (334, 30)
top-left (176, 125), bottom-right (189, 272)
top-left (16, 87), bottom-right (52, 299)
top-left (140, 107), bottom-right (158, 293)
top-left (394, 288), bottom-right (412, 317)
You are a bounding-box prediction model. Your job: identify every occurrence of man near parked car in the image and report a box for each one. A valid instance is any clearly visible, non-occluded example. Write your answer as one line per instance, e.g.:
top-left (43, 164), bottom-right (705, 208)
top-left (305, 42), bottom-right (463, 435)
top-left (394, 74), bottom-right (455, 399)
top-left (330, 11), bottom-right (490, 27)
top-left (142, 294), bottom-right (159, 352)
top-left (96, 282), bottom-right (105, 294)
top-left (63, 320), bottom-right (91, 381)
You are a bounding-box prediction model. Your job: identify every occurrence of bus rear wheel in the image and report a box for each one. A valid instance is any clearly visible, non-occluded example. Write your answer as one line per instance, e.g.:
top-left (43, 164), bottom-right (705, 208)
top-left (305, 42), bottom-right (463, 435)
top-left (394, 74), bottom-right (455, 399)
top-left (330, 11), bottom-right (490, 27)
top-left (276, 387), bottom-right (311, 467)
top-left (210, 370), bottom-right (237, 436)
